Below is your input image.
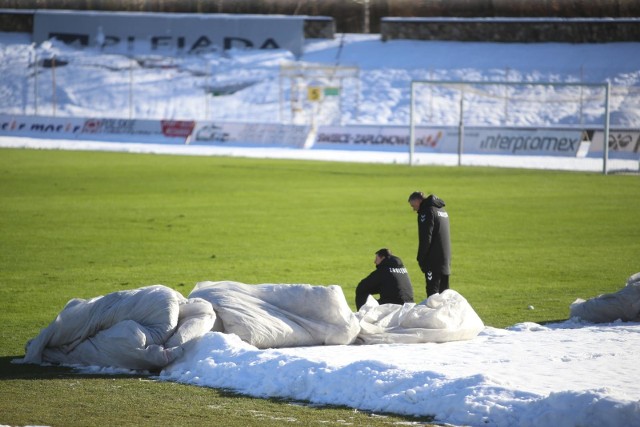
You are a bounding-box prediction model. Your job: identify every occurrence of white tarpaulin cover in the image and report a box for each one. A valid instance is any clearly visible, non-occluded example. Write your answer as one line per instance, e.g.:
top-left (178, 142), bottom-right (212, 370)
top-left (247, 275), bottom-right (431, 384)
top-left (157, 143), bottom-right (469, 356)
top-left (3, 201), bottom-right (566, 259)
top-left (570, 272), bottom-right (640, 323)
top-left (188, 281), bottom-right (361, 349)
top-left (19, 281), bottom-right (485, 369)
top-left (355, 289), bottom-right (485, 344)
top-left (19, 285), bottom-right (215, 370)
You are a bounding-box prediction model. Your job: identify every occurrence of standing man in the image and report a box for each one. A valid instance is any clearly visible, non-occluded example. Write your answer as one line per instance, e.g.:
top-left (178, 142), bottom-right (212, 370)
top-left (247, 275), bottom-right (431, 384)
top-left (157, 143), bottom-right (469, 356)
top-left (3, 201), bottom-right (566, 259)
top-left (355, 248), bottom-right (414, 310)
top-left (408, 191), bottom-right (451, 297)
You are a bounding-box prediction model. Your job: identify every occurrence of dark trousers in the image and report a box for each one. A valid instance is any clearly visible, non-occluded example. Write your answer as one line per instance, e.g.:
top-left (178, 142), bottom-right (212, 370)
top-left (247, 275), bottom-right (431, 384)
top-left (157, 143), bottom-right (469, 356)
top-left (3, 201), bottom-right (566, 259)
top-left (425, 270), bottom-right (449, 297)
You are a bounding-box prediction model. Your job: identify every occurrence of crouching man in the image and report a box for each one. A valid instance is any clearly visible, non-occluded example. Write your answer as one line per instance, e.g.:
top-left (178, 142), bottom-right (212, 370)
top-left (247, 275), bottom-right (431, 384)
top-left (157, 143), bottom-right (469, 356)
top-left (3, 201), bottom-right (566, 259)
top-left (355, 248), bottom-right (414, 310)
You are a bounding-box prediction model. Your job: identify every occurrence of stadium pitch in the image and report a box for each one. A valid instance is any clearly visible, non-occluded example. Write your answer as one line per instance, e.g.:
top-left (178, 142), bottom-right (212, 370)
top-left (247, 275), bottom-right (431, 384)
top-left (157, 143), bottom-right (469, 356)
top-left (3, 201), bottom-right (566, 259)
top-left (1, 148), bottom-right (638, 426)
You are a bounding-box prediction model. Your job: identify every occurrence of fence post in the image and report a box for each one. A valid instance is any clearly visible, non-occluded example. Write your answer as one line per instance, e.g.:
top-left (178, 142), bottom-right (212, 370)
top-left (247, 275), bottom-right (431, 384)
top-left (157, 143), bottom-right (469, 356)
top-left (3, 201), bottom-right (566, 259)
top-left (458, 89), bottom-right (464, 167)
top-left (409, 81), bottom-right (415, 166)
top-left (603, 82), bottom-right (611, 175)
top-left (129, 56), bottom-right (133, 120)
top-left (51, 55), bottom-right (56, 117)
top-left (33, 48), bottom-right (38, 115)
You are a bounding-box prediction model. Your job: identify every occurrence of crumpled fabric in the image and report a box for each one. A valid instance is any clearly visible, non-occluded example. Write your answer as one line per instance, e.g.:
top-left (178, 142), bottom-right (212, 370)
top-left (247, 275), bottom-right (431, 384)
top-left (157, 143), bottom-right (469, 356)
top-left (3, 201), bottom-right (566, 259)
top-left (570, 272), bottom-right (640, 323)
top-left (19, 285), bottom-right (215, 370)
top-left (189, 281), bottom-right (361, 349)
top-left (355, 289), bottom-right (485, 344)
top-left (20, 282), bottom-right (486, 370)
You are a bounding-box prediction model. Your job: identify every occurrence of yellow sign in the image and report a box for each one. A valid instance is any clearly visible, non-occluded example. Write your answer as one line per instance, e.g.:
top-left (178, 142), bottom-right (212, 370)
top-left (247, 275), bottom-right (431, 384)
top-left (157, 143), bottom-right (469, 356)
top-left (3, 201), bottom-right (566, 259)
top-left (307, 86), bottom-right (322, 101)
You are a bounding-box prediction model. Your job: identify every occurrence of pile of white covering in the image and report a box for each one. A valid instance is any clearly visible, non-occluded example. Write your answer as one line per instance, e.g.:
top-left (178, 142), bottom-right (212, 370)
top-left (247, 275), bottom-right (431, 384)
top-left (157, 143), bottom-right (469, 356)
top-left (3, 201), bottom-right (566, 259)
top-left (356, 290), bottom-right (486, 344)
top-left (19, 281), bottom-right (484, 370)
top-left (190, 281), bottom-right (362, 348)
top-left (570, 272), bottom-right (640, 323)
top-left (20, 285), bottom-right (215, 370)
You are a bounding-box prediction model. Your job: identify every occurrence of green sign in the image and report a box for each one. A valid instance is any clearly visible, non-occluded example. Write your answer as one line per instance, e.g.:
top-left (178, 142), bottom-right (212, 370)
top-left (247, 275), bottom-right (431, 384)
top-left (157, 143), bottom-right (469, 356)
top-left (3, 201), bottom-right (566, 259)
top-left (324, 87), bottom-right (340, 96)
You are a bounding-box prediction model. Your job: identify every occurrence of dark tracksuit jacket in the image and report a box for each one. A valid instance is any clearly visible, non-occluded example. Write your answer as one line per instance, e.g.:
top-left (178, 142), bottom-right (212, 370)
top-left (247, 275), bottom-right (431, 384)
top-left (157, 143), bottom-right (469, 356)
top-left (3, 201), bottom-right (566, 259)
top-left (355, 255), bottom-right (414, 310)
top-left (416, 195), bottom-right (451, 275)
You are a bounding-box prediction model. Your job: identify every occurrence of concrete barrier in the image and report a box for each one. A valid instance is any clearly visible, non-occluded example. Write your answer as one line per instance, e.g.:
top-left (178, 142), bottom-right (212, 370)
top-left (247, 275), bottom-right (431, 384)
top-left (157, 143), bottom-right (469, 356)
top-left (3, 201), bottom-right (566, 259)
top-left (381, 17), bottom-right (640, 43)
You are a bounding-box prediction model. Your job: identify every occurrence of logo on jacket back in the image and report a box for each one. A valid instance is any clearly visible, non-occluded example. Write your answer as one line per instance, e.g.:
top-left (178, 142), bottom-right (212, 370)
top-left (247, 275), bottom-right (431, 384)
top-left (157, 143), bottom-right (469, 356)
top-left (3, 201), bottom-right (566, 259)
top-left (437, 211), bottom-right (449, 218)
top-left (389, 267), bottom-right (408, 274)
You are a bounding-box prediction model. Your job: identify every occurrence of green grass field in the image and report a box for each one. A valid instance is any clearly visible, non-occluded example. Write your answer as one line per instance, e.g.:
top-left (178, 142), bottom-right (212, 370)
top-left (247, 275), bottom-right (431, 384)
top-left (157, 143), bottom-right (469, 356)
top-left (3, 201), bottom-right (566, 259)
top-left (1, 147), bottom-right (638, 426)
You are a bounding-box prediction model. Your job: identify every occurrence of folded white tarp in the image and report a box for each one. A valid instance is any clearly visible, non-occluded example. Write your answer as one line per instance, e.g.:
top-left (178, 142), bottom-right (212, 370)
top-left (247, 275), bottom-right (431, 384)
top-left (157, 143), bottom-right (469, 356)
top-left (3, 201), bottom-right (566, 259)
top-left (570, 272), bottom-right (640, 323)
top-left (189, 281), bottom-right (361, 349)
top-left (20, 281), bottom-right (485, 370)
top-left (355, 289), bottom-right (485, 344)
top-left (19, 285), bottom-right (215, 370)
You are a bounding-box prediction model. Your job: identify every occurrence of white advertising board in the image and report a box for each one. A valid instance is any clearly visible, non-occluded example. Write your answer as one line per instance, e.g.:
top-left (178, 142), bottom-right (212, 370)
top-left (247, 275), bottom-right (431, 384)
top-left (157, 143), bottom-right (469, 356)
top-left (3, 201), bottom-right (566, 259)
top-left (0, 114), bottom-right (193, 143)
top-left (462, 128), bottom-right (583, 157)
top-left (191, 121), bottom-right (310, 148)
top-left (588, 129), bottom-right (640, 159)
top-left (33, 10), bottom-right (305, 57)
top-left (3, 114), bottom-right (614, 160)
top-left (314, 125), bottom-right (459, 152)
top-left (0, 115), bottom-right (85, 138)
top-left (315, 126), bottom-right (584, 156)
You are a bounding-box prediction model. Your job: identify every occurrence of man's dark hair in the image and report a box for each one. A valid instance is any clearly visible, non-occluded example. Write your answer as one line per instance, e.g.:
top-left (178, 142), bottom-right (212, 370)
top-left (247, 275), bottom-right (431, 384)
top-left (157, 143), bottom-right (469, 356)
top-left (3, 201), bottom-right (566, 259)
top-left (375, 248), bottom-right (392, 258)
top-left (408, 191), bottom-right (424, 202)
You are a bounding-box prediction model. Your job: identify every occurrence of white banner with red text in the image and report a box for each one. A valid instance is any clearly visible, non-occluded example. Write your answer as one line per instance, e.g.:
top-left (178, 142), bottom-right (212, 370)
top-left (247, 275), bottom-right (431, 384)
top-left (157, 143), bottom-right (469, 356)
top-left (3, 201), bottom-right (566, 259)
top-left (0, 115), bottom-right (194, 143)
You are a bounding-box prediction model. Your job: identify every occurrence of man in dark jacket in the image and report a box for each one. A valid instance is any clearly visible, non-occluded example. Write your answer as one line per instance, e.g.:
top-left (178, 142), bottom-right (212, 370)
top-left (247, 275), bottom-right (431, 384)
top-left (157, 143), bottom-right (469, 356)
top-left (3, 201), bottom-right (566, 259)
top-left (408, 191), bottom-right (451, 297)
top-left (355, 248), bottom-right (414, 310)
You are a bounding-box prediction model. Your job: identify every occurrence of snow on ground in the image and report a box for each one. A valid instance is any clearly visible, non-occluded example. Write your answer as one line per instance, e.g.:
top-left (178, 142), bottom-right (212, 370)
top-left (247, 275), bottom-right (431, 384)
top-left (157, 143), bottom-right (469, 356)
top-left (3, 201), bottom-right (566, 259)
top-left (159, 320), bottom-right (640, 427)
top-left (3, 29), bottom-right (640, 426)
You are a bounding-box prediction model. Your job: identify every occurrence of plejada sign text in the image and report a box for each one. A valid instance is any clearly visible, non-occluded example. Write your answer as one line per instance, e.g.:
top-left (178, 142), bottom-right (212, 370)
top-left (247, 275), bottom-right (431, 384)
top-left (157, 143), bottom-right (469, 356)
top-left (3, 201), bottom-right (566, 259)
top-left (33, 10), bottom-right (305, 57)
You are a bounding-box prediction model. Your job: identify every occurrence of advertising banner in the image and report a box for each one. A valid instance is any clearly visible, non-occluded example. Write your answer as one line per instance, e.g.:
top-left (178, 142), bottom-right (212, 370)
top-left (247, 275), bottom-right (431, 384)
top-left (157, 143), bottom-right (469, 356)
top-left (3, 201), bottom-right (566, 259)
top-left (0, 114), bottom-right (193, 143)
top-left (78, 118), bottom-right (194, 142)
top-left (314, 125), bottom-right (408, 151)
top-left (33, 10), bottom-right (305, 57)
top-left (462, 128), bottom-right (583, 157)
top-left (191, 121), bottom-right (310, 148)
top-left (587, 129), bottom-right (640, 159)
top-left (0, 115), bottom-right (85, 138)
top-left (314, 125), bottom-right (459, 152)
top-left (161, 120), bottom-right (196, 138)
top-left (314, 126), bottom-right (584, 156)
